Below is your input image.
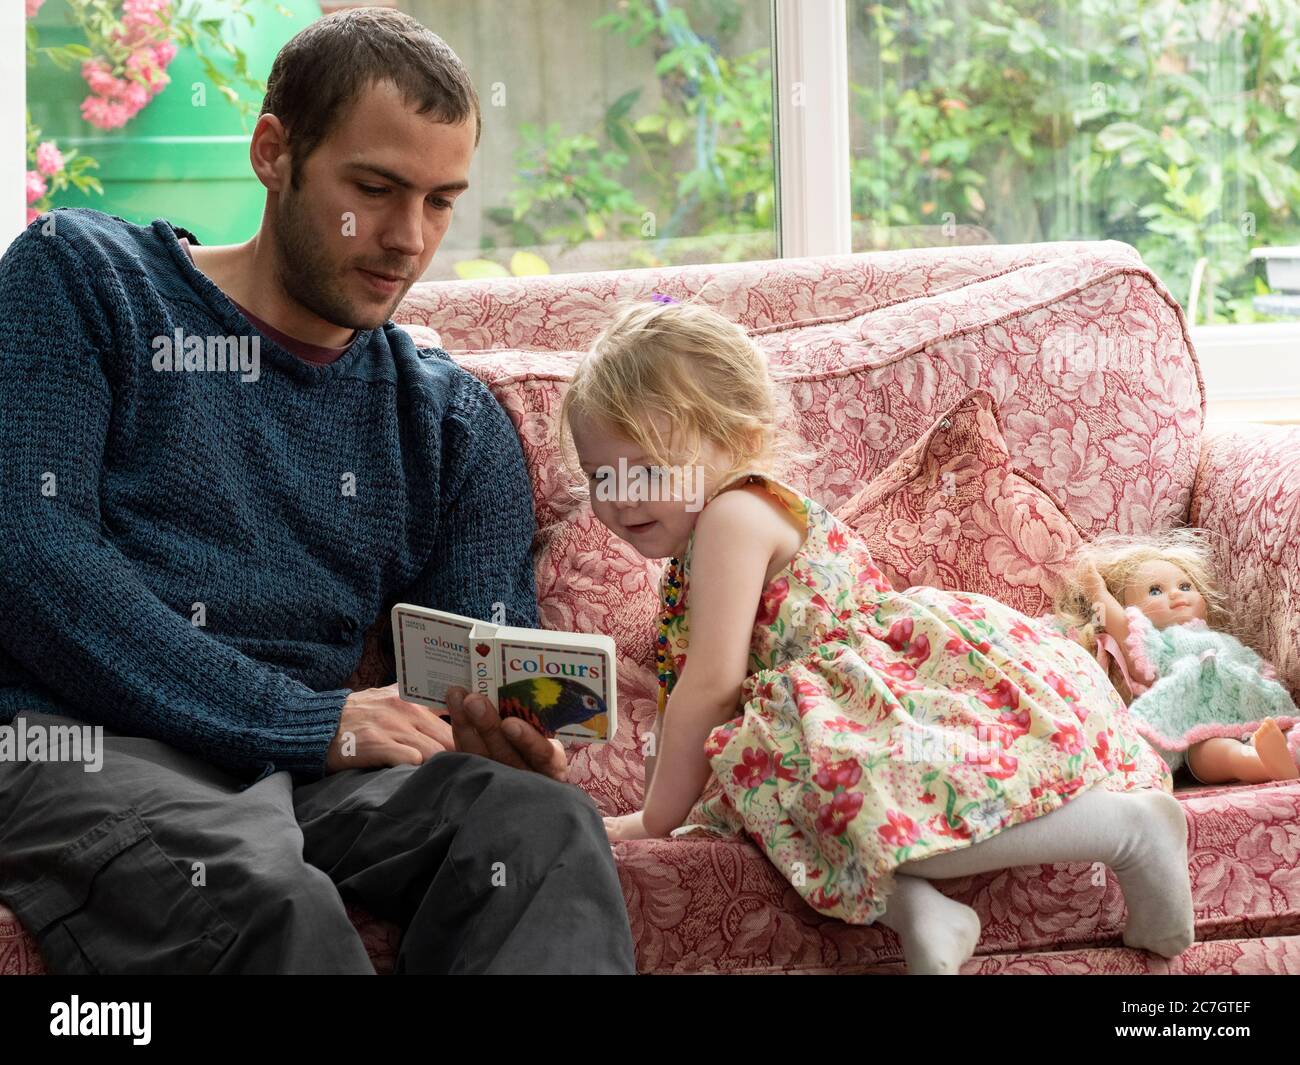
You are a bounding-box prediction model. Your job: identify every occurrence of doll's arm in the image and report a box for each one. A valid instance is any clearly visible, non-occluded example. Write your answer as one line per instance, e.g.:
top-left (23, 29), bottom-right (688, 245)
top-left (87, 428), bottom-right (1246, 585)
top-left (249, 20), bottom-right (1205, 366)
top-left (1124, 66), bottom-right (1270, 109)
top-left (1079, 561), bottom-right (1134, 658)
top-left (639, 489), bottom-right (785, 836)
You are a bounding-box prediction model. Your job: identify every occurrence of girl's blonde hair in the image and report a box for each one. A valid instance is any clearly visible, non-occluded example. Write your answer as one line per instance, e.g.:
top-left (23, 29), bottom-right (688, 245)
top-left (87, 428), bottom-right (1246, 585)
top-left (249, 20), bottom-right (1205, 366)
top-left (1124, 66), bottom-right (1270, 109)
top-left (558, 297), bottom-right (813, 501)
top-left (1052, 527), bottom-right (1239, 652)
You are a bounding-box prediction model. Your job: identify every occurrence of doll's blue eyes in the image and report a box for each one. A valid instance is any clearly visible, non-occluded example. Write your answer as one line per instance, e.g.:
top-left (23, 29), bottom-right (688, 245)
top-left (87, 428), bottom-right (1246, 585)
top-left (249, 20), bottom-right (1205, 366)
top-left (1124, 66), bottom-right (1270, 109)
top-left (1149, 582), bottom-right (1194, 595)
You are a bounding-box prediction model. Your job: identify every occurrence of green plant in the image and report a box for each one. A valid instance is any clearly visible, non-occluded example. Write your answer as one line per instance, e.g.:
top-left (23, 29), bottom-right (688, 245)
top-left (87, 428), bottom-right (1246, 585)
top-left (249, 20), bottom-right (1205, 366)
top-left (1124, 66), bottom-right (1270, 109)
top-left (850, 0), bottom-right (1300, 323)
top-left (485, 0), bottom-right (772, 267)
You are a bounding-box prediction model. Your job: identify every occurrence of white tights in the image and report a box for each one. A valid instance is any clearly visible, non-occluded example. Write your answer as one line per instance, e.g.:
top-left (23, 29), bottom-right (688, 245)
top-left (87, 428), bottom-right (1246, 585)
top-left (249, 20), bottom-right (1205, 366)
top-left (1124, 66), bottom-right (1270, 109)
top-left (876, 788), bottom-right (1194, 974)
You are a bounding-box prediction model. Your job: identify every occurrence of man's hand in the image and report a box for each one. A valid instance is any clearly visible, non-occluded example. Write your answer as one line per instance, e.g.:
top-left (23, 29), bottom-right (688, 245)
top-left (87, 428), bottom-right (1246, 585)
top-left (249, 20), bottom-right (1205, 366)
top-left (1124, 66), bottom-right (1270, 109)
top-left (446, 685), bottom-right (568, 782)
top-left (325, 683), bottom-right (455, 773)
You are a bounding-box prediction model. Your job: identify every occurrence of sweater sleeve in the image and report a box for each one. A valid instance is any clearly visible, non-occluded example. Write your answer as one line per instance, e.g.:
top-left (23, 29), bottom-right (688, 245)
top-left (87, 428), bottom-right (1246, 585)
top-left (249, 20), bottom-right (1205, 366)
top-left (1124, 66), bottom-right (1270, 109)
top-left (399, 366), bottom-right (540, 630)
top-left (0, 224), bottom-right (348, 782)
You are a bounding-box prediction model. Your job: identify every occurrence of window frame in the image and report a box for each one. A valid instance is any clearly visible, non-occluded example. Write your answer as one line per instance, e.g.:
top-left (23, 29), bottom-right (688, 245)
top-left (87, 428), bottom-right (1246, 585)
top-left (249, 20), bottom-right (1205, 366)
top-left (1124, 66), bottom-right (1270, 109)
top-left (2, 3), bottom-right (25, 245)
top-left (4, 0), bottom-right (1298, 406)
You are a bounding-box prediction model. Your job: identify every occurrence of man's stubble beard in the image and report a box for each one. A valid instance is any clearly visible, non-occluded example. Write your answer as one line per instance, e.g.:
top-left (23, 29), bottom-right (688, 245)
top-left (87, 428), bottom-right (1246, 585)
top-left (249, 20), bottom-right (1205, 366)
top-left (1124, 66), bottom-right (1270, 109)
top-left (272, 181), bottom-right (408, 332)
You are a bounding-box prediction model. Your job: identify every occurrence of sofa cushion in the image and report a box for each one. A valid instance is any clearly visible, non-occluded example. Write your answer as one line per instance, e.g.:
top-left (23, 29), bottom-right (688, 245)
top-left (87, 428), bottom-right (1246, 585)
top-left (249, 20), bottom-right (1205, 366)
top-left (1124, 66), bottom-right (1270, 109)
top-left (533, 508), bottom-right (662, 815)
top-left (836, 388), bottom-right (1085, 618)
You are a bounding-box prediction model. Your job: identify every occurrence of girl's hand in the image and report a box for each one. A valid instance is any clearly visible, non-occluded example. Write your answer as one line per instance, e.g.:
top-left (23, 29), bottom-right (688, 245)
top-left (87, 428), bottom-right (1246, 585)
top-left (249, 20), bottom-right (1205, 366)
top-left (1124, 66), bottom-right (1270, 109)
top-left (603, 811), bottom-right (655, 842)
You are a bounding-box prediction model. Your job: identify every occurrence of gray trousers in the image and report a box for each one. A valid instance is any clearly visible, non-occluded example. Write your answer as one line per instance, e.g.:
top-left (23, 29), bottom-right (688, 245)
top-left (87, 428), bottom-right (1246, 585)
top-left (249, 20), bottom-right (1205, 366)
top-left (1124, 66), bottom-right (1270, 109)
top-left (0, 711), bottom-right (636, 974)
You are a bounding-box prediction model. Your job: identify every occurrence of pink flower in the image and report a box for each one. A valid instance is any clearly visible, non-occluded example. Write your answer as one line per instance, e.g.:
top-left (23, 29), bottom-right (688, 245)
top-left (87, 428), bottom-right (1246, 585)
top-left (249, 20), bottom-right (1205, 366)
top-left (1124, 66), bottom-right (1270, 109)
top-left (976, 678), bottom-right (1020, 711)
top-left (881, 617), bottom-right (913, 652)
top-left (122, 80), bottom-right (150, 110)
top-left (25, 170), bottom-right (47, 206)
top-left (81, 96), bottom-right (130, 130)
top-left (82, 60), bottom-right (121, 97)
top-left (877, 808), bottom-right (920, 848)
top-left (816, 790), bottom-right (863, 836)
top-left (984, 751), bottom-right (1020, 780)
top-left (812, 757), bottom-right (862, 792)
top-left (35, 141), bottom-right (64, 177)
top-left (123, 0), bottom-right (170, 31)
top-left (25, 0), bottom-right (47, 18)
top-left (731, 747), bottom-right (771, 790)
top-left (152, 40), bottom-right (178, 67)
top-left (1050, 721), bottom-right (1084, 755)
top-left (755, 577), bottom-right (789, 627)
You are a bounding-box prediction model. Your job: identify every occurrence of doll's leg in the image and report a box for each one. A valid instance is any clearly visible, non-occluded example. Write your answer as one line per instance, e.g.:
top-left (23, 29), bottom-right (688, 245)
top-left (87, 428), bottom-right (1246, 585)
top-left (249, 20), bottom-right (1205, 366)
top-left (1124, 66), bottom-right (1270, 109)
top-left (876, 874), bottom-right (982, 976)
top-left (897, 788), bottom-right (1193, 958)
top-left (1187, 723), bottom-right (1298, 783)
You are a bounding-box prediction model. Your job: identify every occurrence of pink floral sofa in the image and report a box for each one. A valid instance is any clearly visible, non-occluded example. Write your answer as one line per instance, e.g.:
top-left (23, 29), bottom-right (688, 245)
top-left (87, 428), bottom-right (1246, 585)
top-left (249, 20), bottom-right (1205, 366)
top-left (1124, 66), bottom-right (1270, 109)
top-left (4, 240), bottom-right (1299, 975)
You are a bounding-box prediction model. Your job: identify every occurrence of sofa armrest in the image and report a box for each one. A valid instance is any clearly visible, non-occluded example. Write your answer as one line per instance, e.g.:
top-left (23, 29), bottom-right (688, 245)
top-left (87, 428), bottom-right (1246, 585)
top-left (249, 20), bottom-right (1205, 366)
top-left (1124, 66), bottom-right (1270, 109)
top-left (1190, 422), bottom-right (1300, 695)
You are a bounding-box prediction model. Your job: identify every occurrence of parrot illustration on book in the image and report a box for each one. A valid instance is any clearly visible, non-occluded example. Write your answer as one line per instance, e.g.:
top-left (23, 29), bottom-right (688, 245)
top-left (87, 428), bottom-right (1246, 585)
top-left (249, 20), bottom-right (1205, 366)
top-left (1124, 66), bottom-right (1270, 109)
top-left (497, 677), bottom-right (608, 738)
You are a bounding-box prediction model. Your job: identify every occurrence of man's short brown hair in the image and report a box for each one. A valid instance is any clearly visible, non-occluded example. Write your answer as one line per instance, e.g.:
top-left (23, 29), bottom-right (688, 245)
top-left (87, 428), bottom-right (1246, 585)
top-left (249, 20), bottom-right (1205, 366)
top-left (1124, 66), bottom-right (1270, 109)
top-left (261, 7), bottom-right (481, 186)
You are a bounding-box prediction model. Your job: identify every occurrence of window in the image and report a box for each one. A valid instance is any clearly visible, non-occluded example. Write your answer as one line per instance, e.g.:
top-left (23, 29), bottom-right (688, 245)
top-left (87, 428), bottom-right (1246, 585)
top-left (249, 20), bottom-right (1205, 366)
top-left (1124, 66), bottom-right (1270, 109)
top-left (397, 0), bottom-right (778, 280)
top-left (845, 0), bottom-right (1300, 419)
top-left (8, 1), bottom-right (1300, 418)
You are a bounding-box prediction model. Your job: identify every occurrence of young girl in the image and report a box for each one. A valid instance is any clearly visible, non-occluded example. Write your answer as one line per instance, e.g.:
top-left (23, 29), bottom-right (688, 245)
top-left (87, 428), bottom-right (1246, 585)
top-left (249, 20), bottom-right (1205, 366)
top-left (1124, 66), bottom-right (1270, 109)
top-left (564, 297), bottom-right (1195, 974)
top-left (1053, 530), bottom-right (1299, 785)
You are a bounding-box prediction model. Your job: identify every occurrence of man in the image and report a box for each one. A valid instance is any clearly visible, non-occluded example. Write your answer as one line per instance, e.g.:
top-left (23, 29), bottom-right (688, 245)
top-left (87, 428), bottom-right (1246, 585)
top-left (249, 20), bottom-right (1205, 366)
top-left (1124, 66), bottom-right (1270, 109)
top-left (0, 8), bottom-right (635, 975)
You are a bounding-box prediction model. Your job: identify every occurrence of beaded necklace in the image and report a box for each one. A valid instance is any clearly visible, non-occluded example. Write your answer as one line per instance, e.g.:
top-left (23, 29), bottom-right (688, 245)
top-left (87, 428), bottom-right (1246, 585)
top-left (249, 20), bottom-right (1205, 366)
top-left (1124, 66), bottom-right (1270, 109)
top-left (654, 474), bottom-right (763, 716)
top-left (656, 555), bottom-right (683, 714)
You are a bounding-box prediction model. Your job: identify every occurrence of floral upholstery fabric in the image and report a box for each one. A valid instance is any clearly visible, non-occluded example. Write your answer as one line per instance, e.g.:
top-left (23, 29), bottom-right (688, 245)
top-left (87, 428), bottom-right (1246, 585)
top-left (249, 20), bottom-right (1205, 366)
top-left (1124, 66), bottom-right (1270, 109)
top-left (7, 241), bottom-right (1298, 975)
top-left (836, 388), bottom-right (1085, 617)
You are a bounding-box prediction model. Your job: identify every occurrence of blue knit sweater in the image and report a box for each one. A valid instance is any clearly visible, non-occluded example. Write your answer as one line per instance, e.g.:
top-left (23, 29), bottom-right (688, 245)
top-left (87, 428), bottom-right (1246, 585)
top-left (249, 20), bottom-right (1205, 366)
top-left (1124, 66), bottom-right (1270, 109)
top-left (0, 209), bottom-right (539, 783)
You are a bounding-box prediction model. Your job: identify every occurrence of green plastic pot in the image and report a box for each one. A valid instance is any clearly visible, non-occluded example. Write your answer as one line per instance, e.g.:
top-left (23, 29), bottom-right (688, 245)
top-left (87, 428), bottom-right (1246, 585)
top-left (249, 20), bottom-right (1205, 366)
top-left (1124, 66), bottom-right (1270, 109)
top-left (28, 0), bottom-right (322, 243)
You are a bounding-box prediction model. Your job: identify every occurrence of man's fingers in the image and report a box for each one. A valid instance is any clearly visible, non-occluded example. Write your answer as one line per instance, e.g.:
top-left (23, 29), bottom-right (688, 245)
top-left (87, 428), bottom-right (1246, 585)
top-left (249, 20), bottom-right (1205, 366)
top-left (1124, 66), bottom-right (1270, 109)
top-left (407, 707), bottom-right (455, 750)
top-left (447, 686), bottom-right (488, 757)
top-left (381, 741), bottom-right (427, 767)
top-left (400, 728), bottom-right (447, 763)
top-left (501, 719), bottom-right (568, 782)
top-left (464, 695), bottom-right (529, 770)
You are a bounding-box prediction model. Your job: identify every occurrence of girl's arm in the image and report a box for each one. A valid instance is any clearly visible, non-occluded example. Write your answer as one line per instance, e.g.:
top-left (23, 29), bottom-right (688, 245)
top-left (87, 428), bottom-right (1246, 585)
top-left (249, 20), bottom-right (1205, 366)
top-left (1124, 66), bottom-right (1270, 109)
top-left (639, 488), bottom-right (790, 837)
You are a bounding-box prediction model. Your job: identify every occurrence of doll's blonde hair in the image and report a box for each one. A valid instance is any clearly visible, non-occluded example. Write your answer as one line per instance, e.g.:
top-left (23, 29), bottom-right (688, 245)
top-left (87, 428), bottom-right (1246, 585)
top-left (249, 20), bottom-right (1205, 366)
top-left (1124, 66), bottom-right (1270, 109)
top-left (1053, 527), bottom-right (1239, 653)
top-left (557, 297), bottom-right (815, 501)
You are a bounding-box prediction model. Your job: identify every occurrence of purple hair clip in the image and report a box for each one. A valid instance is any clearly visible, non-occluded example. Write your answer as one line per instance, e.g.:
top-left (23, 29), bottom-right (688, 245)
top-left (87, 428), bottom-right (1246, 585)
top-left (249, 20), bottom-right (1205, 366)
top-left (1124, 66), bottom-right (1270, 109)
top-left (650, 292), bottom-right (679, 305)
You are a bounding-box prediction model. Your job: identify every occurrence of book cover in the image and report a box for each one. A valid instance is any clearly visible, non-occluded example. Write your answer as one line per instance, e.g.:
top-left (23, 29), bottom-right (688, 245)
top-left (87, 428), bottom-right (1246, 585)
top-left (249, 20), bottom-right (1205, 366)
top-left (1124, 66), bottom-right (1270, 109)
top-left (391, 603), bottom-right (616, 744)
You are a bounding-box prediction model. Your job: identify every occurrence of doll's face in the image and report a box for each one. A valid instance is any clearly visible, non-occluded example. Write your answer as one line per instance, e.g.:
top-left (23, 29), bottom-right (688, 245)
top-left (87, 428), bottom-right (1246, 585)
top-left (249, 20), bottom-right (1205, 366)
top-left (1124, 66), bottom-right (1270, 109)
top-left (1121, 560), bottom-right (1208, 630)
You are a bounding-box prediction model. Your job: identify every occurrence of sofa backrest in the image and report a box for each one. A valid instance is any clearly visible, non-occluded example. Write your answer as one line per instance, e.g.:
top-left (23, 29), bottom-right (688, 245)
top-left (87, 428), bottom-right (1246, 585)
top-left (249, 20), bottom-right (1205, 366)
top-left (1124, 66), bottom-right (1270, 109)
top-left (393, 242), bottom-right (1205, 806)
top-left (396, 239), bottom-right (1205, 538)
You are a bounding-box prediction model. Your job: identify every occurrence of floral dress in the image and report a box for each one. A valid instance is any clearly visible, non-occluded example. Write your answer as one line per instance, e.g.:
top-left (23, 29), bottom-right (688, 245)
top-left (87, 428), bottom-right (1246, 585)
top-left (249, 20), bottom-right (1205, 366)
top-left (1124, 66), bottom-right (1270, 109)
top-left (656, 472), bottom-right (1172, 926)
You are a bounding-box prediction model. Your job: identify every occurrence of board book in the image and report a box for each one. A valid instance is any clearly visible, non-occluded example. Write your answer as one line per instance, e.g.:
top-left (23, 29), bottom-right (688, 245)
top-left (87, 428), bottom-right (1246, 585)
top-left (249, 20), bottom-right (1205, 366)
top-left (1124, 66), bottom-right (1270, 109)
top-left (392, 603), bottom-right (616, 744)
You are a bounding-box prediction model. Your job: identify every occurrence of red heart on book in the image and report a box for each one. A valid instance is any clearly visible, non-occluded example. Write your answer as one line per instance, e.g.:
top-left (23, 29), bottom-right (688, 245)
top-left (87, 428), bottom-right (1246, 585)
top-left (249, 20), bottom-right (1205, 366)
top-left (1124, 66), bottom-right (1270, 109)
top-left (475, 643), bottom-right (491, 657)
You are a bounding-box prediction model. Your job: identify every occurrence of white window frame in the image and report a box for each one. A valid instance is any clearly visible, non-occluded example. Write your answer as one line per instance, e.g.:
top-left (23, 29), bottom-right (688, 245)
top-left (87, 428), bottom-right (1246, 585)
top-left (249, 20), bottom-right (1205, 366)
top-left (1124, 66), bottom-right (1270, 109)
top-left (2, 3), bottom-right (26, 247)
top-left (1191, 324), bottom-right (1300, 402)
top-left (772, 0), bottom-right (851, 258)
top-left (3, 0), bottom-right (1299, 404)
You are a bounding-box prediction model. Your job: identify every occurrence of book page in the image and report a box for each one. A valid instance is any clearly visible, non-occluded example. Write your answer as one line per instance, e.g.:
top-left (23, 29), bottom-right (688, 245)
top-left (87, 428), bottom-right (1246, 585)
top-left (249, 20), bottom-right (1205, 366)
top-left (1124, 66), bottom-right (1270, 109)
top-left (393, 606), bottom-right (475, 710)
top-left (494, 638), bottom-right (615, 743)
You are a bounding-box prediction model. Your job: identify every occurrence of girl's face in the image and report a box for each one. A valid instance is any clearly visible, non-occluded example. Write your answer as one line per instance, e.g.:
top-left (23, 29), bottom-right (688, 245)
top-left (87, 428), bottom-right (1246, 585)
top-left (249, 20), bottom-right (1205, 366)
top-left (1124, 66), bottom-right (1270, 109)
top-left (1122, 559), bottom-right (1207, 630)
top-left (570, 409), bottom-right (732, 559)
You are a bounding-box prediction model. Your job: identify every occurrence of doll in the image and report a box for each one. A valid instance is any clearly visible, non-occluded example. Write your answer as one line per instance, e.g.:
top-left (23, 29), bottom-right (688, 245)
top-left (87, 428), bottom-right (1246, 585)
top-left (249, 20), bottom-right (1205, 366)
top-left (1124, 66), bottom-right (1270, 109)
top-left (1054, 529), bottom-right (1300, 785)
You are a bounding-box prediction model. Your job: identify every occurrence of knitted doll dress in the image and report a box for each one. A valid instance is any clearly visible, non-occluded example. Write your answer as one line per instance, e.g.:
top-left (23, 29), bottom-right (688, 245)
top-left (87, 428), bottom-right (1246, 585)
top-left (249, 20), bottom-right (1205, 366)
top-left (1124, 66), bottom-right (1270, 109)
top-left (1120, 607), bottom-right (1300, 773)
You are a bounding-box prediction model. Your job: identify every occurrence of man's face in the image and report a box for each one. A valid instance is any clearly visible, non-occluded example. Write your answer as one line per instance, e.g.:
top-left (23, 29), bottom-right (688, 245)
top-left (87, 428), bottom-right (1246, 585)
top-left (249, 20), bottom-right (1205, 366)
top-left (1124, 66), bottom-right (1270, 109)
top-left (271, 78), bottom-right (475, 331)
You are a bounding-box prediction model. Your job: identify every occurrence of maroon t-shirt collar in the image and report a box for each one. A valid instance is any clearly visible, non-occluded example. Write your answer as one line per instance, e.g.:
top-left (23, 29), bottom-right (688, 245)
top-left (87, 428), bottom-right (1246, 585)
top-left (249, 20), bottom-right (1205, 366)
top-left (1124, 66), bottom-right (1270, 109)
top-left (178, 236), bottom-right (355, 365)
